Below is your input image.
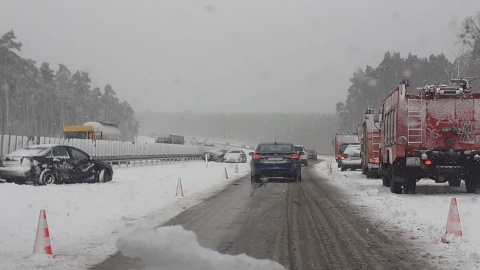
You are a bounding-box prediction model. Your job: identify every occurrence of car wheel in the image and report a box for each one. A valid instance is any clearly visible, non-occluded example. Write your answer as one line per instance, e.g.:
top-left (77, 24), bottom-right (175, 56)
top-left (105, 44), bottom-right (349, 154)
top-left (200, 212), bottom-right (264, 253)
top-left (340, 165), bottom-right (346, 171)
top-left (295, 173), bottom-right (302, 182)
top-left (5, 178), bottom-right (15, 183)
top-left (98, 169), bottom-right (112, 183)
top-left (251, 175), bottom-right (260, 183)
top-left (304, 160), bottom-right (308, 166)
top-left (39, 169), bottom-right (56, 185)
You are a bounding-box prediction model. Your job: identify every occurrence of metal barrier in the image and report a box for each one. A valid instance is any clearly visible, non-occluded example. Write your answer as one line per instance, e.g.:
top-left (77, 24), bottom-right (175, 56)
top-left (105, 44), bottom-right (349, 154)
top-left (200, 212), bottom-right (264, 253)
top-left (0, 134), bottom-right (208, 158)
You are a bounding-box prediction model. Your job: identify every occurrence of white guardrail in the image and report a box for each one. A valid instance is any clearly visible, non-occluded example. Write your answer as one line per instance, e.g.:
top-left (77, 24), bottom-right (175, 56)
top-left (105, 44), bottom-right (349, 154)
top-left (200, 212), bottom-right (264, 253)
top-left (0, 135), bottom-right (210, 161)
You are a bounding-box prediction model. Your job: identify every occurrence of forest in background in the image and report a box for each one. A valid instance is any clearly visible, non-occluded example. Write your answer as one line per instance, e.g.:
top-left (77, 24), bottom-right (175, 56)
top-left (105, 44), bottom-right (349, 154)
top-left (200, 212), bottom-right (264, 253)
top-left (0, 31), bottom-right (139, 141)
top-left (336, 11), bottom-right (480, 132)
top-left (2, 11), bottom-right (479, 148)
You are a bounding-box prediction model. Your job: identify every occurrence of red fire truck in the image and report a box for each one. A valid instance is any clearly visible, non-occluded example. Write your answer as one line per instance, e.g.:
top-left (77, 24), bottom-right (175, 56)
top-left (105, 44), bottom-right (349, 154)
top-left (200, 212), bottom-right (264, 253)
top-left (359, 109), bottom-right (381, 178)
top-left (378, 78), bottom-right (480, 194)
top-left (333, 133), bottom-right (360, 167)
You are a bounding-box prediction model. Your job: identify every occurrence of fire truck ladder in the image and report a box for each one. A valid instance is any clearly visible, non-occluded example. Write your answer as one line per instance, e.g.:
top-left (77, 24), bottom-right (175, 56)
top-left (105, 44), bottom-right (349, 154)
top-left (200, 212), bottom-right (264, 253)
top-left (407, 98), bottom-right (423, 144)
top-left (371, 131), bottom-right (381, 155)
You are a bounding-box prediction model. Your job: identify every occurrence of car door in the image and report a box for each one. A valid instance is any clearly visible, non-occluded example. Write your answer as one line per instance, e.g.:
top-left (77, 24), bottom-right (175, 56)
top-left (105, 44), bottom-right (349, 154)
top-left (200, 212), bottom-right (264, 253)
top-left (67, 147), bottom-right (95, 182)
top-left (50, 146), bottom-right (74, 181)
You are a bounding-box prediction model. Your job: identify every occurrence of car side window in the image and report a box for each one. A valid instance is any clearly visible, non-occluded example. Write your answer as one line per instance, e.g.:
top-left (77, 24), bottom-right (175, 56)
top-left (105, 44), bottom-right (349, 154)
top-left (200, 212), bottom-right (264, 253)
top-left (70, 148), bottom-right (89, 160)
top-left (52, 146), bottom-right (70, 158)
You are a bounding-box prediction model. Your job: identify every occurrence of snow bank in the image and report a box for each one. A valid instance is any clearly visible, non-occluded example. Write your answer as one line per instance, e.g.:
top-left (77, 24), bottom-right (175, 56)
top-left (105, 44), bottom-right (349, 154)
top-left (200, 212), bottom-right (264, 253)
top-left (117, 225), bottom-right (286, 270)
top-left (0, 160), bottom-right (250, 270)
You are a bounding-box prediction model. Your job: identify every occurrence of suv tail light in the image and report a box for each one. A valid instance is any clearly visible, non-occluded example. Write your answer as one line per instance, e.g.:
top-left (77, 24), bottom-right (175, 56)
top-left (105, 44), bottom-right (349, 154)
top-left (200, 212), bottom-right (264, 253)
top-left (291, 153), bottom-right (299, 159)
top-left (252, 154), bottom-right (261, 160)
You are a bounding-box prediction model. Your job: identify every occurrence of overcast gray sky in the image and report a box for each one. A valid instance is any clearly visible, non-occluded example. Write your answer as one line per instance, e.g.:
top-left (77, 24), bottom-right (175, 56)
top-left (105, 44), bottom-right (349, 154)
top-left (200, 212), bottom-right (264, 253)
top-left (2, 0), bottom-right (480, 114)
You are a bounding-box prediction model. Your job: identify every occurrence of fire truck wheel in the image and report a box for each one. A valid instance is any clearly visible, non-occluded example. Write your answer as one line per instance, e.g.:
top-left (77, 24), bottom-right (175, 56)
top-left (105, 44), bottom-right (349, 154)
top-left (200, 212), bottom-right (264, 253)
top-left (403, 178), bottom-right (416, 194)
top-left (390, 176), bottom-right (403, 194)
top-left (465, 179), bottom-right (479, 193)
top-left (447, 178), bottom-right (461, 187)
top-left (382, 177), bottom-right (390, 187)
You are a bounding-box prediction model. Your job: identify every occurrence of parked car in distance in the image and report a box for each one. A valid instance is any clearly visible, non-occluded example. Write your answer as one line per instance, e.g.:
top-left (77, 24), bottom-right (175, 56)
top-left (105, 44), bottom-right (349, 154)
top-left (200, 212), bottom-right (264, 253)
top-left (307, 150), bottom-right (318, 160)
top-left (223, 149), bottom-right (247, 163)
top-left (202, 149), bottom-right (229, 162)
top-left (340, 144), bottom-right (362, 171)
top-left (337, 143), bottom-right (355, 167)
top-left (250, 142), bottom-right (301, 182)
top-left (0, 144), bottom-right (113, 185)
top-left (294, 145), bottom-right (308, 166)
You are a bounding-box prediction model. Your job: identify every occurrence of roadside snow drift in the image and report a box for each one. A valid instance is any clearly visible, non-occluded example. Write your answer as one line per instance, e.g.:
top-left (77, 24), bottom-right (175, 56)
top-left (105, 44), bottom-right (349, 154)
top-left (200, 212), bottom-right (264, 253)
top-left (0, 160), bottom-right (249, 270)
top-left (117, 225), bottom-right (286, 270)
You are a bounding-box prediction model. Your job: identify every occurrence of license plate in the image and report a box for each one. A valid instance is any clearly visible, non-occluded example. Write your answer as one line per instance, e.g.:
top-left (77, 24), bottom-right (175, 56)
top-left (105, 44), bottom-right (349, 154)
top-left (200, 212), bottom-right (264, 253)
top-left (369, 164), bottom-right (379, 168)
top-left (268, 157), bottom-right (283, 161)
top-left (406, 157), bottom-right (420, 167)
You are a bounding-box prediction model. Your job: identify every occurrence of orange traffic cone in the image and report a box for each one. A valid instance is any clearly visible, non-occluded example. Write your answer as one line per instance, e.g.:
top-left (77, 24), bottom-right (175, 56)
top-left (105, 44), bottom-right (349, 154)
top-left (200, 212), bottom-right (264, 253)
top-left (224, 167), bottom-right (229, 179)
top-left (234, 163), bottom-right (239, 173)
top-left (176, 177), bottom-right (184, 197)
top-left (441, 197), bottom-right (463, 243)
top-left (33, 209), bottom-right (53, 255)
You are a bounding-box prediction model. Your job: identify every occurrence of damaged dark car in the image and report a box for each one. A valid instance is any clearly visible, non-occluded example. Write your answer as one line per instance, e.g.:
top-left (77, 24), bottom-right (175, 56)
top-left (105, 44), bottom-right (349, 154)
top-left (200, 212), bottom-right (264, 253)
top-left (0, 144), bottom-right (113, 185)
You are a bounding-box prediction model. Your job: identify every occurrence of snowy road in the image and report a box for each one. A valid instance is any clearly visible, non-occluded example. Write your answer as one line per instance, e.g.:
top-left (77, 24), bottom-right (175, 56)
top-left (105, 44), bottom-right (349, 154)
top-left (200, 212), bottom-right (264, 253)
top-left (92, 161), bottom-right (434, 270)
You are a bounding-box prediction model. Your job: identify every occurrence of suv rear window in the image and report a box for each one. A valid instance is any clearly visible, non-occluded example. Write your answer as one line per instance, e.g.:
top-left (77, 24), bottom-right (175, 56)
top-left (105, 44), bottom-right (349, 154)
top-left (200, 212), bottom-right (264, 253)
top-left (257, 144), bottom-right (294, 153)
top-left (339, 143), bottom-right (352, 153)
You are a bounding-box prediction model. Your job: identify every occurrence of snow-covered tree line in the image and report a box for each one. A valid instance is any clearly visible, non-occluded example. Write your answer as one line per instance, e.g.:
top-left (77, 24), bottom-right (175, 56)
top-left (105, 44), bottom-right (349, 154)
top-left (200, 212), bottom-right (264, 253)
top-left (336, 11), bottom-right (480, 133)
top-left (0, 31), bottom-right (139, 140)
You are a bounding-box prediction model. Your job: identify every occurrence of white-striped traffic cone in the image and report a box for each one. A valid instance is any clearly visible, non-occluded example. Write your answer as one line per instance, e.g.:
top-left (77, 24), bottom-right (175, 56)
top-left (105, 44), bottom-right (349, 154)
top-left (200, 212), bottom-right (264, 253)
top-left (441, 197), bottom-right (463, 243)
top-left (33, 209), bottom-right (53, 256)
top-left (176, 177), bottom-right (184, 197)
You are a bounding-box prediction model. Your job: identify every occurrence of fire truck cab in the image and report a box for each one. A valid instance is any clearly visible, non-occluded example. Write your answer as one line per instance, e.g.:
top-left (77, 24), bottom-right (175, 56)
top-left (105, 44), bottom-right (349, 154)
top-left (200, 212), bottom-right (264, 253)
top-left (379, 78), bottom-right (480, 194)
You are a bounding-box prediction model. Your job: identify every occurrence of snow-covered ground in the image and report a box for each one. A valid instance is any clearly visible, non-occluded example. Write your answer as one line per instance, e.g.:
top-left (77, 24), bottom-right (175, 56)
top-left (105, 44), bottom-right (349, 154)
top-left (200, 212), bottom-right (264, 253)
top-left (3, 155), bottom-right (480, 269)
top-left (0, 160), bottom-right (256, 270)
top-left (315, 155), bottom-right (480, 270)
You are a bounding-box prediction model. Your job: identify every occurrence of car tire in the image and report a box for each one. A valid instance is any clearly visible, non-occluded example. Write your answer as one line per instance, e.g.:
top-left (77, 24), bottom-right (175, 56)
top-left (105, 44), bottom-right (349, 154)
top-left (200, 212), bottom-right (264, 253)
top-left (39, 169), bottom-right (56, 185)
top-left (340, 165), bottom-right (346, 171)
top-left (5, 178), bottom-right (15, 183)
top-left (295, 173), bottom-right (302, 182)
top-left (251, 175), bottom-right (260, 183)
top-left (98, 169), bottom-right (112, 183)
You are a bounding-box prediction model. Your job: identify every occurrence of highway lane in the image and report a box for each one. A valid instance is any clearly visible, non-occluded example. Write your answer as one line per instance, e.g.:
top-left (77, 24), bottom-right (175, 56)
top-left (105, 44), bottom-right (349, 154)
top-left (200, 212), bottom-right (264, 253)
top-left (92, 161), bottom-right (435, 270)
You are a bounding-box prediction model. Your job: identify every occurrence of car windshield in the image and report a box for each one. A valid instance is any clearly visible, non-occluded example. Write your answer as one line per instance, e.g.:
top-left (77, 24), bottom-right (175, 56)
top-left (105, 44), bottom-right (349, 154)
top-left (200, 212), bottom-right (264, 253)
top-left (228, 150), bottom-right (241, 153)
top-left (257, 144), bottom-right (294, 153)
top-left (6, 147), bottom-right (50, 157)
